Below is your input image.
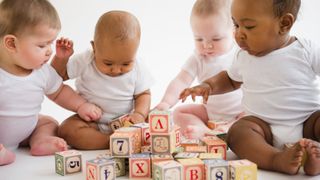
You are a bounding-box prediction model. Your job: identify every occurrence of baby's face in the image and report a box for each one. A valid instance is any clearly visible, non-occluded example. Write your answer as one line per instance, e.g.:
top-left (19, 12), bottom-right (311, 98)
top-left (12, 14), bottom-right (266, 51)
top-left (11, 24), bottom-right (58, 73)
top-left (92, 38), bottom-right (139, 77)
top-left (191, 14), bottom-right (234, 59)
top-left (232, 0), bottom-right (283, 56)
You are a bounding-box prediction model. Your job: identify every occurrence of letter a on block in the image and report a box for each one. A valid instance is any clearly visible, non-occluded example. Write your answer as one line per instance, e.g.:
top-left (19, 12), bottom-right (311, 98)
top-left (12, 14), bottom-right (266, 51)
top-left (150, 114), bottom-right (169, 133)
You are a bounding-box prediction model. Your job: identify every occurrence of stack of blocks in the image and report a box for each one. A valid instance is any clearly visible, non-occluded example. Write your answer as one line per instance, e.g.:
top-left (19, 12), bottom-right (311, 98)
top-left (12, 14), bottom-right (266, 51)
top-left (54, 110), bottom-right (258, 180)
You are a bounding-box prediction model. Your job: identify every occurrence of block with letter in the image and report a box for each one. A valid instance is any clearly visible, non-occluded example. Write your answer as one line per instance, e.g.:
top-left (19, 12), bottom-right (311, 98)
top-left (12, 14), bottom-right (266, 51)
top-left (203, 159), bottom-right (228, 180)
top-left (152, 160), bottom-right (183, 180)
top-left (86, 157), bottom-right (116, 180)
top-left (109, 114), bottom-right (131, 132)
top-left (177, 158), bottom-right (204, 180)
top-left (229, 159), bottom-right (257, 180)
top-left (149, 110), bottom-right (173, 133)
top-left (151, 130), bottom-right (176, 154)
top-left (129, 153), bottom-right (151, 179)
top-left (55, 150), bottom-right (82, 176)
top-left (202, 136), bottom-right (227, 160)
top-left (132, 122), bottom-right (151, 145)
top-left (113, 158), bottom-right (126, 177)
top-left (173, 125), bottom-right (182, 147)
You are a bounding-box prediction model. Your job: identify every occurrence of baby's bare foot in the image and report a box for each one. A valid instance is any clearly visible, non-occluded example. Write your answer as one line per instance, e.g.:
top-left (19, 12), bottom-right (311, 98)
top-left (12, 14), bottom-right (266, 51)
top-left (30, 136), bottom-right (68, 156)
top-left (273, 140), bottom-right (304, 175)
top-left (302, 139), bottom-right (320, 175)
top-left (183, 125), bottom-right (209, 139)
top-left (0, 144), bottom-right (16, 166)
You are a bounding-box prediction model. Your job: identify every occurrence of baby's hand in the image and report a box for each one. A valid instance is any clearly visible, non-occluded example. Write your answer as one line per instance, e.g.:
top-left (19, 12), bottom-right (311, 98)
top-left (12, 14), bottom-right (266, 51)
top-left (55, 37), bottom-right (74, 59)
top-left (125, 112), bottom-right (145, 124)
top-left (77, 102), bottom-right (102, 122)
top-left (179, 83), bottom-right (211, 104)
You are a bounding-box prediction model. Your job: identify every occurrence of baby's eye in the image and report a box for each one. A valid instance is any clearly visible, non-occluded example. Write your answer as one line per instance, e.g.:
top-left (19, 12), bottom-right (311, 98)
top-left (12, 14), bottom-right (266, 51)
top-left (212, 38), bottom-right (221, 42)
top-left (38, 45), bottom-right (46, 48)
top-left (245, 26), bottom-right (255, 30)
top-left (195, 38), bottom-right (203, 42)
top-left (105, 63), bottom-right (112, 66)
top-left (123, 64), bottom-right (130, 66)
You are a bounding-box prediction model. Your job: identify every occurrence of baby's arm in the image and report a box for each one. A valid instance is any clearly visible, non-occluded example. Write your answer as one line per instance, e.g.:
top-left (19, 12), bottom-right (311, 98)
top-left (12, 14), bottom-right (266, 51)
top-left (47, 84), bottom-right (102, 121)
top-left (155, 70), bottom-right (194, 110)
top-left (180, 71), bottom-right (241, 104)
top-left (51, 37), bottom-right (73, 81)
top-left (127, 90), bottom-right (151, 124)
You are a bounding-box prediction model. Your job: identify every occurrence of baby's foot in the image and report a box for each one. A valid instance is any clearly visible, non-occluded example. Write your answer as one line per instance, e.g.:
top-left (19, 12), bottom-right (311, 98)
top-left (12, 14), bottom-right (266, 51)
top-left (30, 136), bottom-right (68, 156)
top-left (0, 144), bottom-right (16, 166)
top-left (183, 125), bottom-right (209, 139)
top-left (302, 139), bottom-right (320, 175)
top-left (273, 140), bottom-right (304, 175)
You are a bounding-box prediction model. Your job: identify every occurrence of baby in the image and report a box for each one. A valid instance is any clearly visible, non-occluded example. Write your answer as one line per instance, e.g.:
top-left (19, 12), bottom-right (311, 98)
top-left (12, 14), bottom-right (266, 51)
top-left (0, 0), bottom-right (100, 165)
top-left (155, 0), bottom-right (243, 139)
top-left (180, 0), bottom-right (320, 176)
top-left (51, 11), bottom-right (153, 150)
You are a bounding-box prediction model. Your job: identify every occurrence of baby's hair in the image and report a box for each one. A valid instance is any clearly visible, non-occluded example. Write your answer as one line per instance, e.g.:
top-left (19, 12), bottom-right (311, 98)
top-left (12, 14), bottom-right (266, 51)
top-left (272, 0), bottom-right (301, 19)
top-left (94, 10), bottom-right (140, 43)
top-left (0, 0), bottom-right (60, 38)
top-left (191, 0), bottom-right (232, 18)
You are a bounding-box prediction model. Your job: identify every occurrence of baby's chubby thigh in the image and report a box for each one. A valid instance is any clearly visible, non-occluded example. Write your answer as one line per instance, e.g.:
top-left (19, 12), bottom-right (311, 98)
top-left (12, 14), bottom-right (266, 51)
top-left (271, 124), bottom-right (303, 149)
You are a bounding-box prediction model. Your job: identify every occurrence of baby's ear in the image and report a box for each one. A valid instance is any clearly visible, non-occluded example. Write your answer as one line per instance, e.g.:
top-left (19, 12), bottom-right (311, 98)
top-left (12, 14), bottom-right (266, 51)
top-left (3, 35), bottom-right (17, 52)
top-left (279, 13), bottom-right (294, 35)
top-left (90, 40), bottom-right (95, 53)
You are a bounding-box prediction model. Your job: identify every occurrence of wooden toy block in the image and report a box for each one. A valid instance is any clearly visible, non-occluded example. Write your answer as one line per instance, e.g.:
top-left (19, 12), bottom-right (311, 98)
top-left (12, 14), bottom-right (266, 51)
top-left (205, 130), bottom-right (227, 142)
top-left (132, 122), bottom-right (151, 145)
top-left (109, 114), bottom-right (130, 132)
top-left (202, 136), bottom-right (227, 160)
top-left (110, 127), bottom-right (142, 157)
top-left (185, 145), bottom-right (207, 153)
top-left (180, 139), bottom-right (202, 148)
top-left (152, 160), bottom-right (183, 180)
top-left (177, 158), bottom-right (205, 180)
top-left (198, 153), bottom-right (222, 160)
top-left (86, 157), bottom-right (116, 180)
top-left (151, 154), bottom-right (174, 164)
top-left (149, 110), bottom-right (172, 133)
top-left (113, 158), bottom-right (126, 177)
top-left (129, 153), bottom-right (151, 179)
top-left (229, 159), bottom-right (257, 180)
top-left (173, 125), bottom-right (182, 147)
top-left (55, 150), bottom-right (82, 176)
top-left (151, 130), bottom-right (176, 154)
top-left (141, 145), bottom-right (151, 153)
top-left (203, 159), bottom-right (228, 180)
top-left (174, 152), bottom-right (199, 159)
top-left (207, 120), bottom-right (228, 129)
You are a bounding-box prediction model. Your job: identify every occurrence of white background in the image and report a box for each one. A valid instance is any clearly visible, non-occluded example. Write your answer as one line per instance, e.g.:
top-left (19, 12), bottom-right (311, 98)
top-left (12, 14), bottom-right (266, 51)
top-left (43, 0), bottom-right (320, 123)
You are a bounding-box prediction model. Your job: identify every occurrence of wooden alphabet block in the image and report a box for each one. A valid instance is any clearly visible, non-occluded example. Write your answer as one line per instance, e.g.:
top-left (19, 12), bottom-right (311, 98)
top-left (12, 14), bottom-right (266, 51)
top-left (202, 136), bottom-right (227, 160)
top-left (174, 152), bottom-right (199, 159)
top-left (177, 158), bottom-right (205, 180)
top-left (185, 145), bottom-right (207, 153)
top-left (129, 153), bottom-right (151, 179)
top-left (229, 159), bottom-right (257, 180)
top-left (207, 120), bottom-right (228, 129)
top-left (152, 160), bottom-right (183, 180)
top-left (203, 159), bottom-right (228, 180)
top-left (151, 130), bottom-right (176, 154)
top-left (180, 139), bottom-right (201, 149)
top-left (110, 127), bottom-right (141, 157)
top-left (149, 110), bottom-right (172, 133)
top-left (173, 125), bottom-right (182, 147)
top-left (86, 158), bottom-right (116, 180)
top-left (113, 158), bottom-right (126, 177)
top-left (151, 154), bottom-right (174, 164)
top-left (198, 153), bottom-right (222, 160)
top-left (55, 150), bottom-right (82, 176)
top-left (132, 122), bottom-right (151, 145)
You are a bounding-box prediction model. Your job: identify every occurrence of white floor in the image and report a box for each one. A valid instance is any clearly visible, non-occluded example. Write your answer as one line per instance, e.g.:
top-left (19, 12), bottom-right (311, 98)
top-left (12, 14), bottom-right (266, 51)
top-left (1, 148), bottom-right (319, 180)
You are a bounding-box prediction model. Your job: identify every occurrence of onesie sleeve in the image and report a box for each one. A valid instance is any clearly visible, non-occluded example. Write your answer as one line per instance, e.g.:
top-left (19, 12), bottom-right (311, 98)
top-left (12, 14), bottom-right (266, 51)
top-left (67, 49), bottom-right (94, 79)
top-left (42, 64), bottom-right (63, 95)
top-left (307, 40), bottom-right (320, 75)
top-left (134, 58), bottom-right (154, 95)
top-left (227, 49), bottom-right (243, 82)
top-left (181, 54), bottom-right (198, 79)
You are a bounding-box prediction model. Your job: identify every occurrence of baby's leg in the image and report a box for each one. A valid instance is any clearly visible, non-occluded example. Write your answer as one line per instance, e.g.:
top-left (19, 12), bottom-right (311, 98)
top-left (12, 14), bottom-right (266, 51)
top-left (28, 115), bottom-right (68, 156)
top-left (0, 144), bottom-right (15, 165)
top-left (227, 116), bottom-right (303, 175)
top-left (58, 114), bottom-right (110, 150)
top-left (173, 104), bottom-right (210, 139)
top-left (303, 110), bottom-right (320, 175)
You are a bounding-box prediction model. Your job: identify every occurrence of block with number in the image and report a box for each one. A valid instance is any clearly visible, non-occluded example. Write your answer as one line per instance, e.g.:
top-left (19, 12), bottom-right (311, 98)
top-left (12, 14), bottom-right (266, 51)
top-left (177, 158), bottom-right (204, 180)
top-left (229, 159), bottom-right (257, 180)
top-left (202, 136), bottom-right (227, 160)
top-left (55, 150), bottom-right (82, 176)
top-left (129, 153), bottom-right (151, 179)
top-left (152, 160), bottom-right (183, 180)
top-left (86, 158), bottom-right (116, 180)
top-left (110, 127), bottom-right (141, 157)
top-left (151, 130), bottom-right (176, 154)
top-left (203, 159), bottom-right (228, 180)
top-left (149, 110), bottom-right (173, 133)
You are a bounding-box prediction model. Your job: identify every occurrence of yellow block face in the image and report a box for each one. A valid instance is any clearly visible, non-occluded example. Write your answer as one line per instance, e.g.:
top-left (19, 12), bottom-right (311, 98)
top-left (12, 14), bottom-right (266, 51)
top-left (229, 160), bottom-right (257, 180)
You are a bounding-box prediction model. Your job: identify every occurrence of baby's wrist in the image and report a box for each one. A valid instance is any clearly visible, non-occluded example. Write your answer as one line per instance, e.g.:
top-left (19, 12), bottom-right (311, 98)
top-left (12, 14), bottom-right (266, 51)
top-left (133, 111), bottom-right (147, 120)
top-left (201, 82), bottom-right (213, 93)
